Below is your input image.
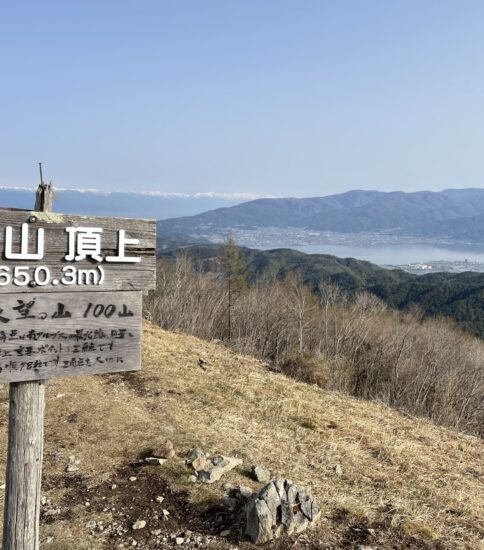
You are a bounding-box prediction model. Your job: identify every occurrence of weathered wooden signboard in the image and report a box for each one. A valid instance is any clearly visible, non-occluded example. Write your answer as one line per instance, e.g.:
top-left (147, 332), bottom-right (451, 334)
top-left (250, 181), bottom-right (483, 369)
top-left (2, 185), bottom-right (157, 550)
top-left (0, 208), bottom-right (155, 293)
top-left (0, 208), bottom-right (155, 384)
top-left (0, 291), bottom-right (142, 383)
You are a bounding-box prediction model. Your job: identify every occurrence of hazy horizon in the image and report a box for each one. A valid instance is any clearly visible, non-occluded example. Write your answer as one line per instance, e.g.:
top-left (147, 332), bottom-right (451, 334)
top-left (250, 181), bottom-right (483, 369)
top-left (2, 184), bottom-right (484, 201)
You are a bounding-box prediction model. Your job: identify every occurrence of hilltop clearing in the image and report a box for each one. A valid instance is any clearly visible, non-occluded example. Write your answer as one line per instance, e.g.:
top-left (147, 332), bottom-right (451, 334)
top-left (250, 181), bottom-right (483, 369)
top-left (0, 323), bottom-right (482, 549)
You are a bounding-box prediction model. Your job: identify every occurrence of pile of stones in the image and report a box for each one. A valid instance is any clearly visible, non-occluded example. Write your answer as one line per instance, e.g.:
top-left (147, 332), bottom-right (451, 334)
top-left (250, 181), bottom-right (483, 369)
top-left (245, 479), bottom-right (321, 544)
top-left (185, 448), bottom-right (242, 484)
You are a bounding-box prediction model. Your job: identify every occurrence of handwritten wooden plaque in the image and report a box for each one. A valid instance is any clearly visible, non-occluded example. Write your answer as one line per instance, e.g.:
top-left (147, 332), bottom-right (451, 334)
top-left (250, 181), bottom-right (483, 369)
top-left (0, 290), bottom-right (142, 383)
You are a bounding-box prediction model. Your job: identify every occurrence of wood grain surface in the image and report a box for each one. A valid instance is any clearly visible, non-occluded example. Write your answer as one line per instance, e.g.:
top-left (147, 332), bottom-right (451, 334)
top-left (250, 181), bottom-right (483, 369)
top-left (0, 209), bottom-right (156, 293)
top-left (0, 290), bottom-right (142, 383)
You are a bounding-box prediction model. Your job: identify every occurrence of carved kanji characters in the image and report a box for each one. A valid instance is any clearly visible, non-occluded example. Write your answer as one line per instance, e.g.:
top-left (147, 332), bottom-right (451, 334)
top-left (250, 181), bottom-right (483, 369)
top-left (5, 223), bottom-right (44, 260)
top-left (65, 227), bottom-right (103, 262)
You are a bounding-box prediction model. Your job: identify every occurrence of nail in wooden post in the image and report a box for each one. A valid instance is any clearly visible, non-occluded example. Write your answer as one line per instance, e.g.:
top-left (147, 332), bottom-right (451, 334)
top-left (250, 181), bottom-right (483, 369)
top-left (2, 183), bottom-right (53, 550)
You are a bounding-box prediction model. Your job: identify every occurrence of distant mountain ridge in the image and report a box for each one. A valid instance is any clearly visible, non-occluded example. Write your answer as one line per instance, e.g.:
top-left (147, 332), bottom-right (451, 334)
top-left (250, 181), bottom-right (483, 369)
top-left (157, 188), bottom-right (484, 242)
top-left (0, 187), bottom-right (256, 219)
top-left (4, 186), bottom-right (484, 243)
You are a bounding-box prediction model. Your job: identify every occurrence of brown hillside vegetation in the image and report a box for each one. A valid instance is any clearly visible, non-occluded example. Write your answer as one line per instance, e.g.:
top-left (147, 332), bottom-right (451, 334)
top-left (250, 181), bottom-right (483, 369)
top-left (0, 322), bottom-right (482, 549)
top-left (145, 258), bottom-right (484, 436)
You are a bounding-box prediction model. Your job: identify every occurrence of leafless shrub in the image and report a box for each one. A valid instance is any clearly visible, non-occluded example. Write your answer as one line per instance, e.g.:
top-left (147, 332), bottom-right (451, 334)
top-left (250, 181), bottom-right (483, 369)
top-left (145, 259), bottom-right (484, 435)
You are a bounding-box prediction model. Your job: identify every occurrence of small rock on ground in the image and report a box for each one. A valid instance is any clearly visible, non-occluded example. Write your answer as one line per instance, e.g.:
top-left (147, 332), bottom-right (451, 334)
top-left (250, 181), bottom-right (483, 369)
top-left (132, 520), bottom-right (146, 530)
top-left (197, 456), bottom-right (243, 484)
top-left (65, 456), bottom-right (80, 473)
top-left (252, 465), bottom-right (271, 483)
top-left (186, 448), bottom-right (205, 464)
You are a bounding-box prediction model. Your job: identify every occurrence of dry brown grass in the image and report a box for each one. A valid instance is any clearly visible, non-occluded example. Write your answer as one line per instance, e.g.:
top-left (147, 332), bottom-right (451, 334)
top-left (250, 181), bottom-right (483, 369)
top-left (0, 321), bottom-right (482, 549)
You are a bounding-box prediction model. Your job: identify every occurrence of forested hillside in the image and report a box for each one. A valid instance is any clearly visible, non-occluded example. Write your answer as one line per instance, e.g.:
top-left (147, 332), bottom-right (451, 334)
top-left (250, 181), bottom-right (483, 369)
top-left (159, 244), bottom-right (484, 338)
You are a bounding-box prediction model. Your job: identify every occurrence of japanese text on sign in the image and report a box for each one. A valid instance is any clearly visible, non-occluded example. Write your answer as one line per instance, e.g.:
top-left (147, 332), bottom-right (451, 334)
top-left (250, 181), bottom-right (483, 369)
top-left (0, 210), bottom-right (156, 292)
top-left (0, 291), bottom-right (142, 383)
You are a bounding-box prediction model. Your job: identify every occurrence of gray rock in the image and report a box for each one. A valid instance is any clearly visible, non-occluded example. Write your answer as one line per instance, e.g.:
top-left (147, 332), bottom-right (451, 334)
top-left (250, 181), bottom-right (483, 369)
top-left (259, 482), bottom-right (280, 526)
top-left (246, 498), bottom-right (273, 544)
top-left (298, 490), bottom-right (314, 520)
top-left (274, 479), bottom-right (288, 503)
top-left (198, 456), bottom-right (243, 484)
top-left (292, 512), bottom-right (309, 535)
top-left (224, 483), bottom-right (253, 500)
top-left (239, 485), bottom-right (254, 499)
top-left (286, 483), bottom-right (298, 506)
top-left (252, 465), bottom-right (271, 483)
top-left (245, 480), bottom-right (320, 544)
top-left (186, 448), bottom-right (205, 464)
top-left (311, 500), bottom-right (321, 520)
top-left (280, 501), bottom-right (294, 527)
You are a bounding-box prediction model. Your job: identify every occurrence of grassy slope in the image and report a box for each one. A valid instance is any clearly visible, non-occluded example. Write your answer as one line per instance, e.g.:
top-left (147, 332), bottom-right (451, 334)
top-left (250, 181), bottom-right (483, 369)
top-left (0, 322), bottom-right (482, 549)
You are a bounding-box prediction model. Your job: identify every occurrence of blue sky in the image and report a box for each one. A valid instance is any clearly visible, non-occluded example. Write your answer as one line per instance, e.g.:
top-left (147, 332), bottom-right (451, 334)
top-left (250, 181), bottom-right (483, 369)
top-left (1, 1), bottom-right (484, 196)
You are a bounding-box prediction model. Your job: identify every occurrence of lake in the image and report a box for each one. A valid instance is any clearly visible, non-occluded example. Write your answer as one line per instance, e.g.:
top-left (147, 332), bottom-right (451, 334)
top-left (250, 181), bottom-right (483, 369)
top-left (282, 243), bottom-right (484, 266)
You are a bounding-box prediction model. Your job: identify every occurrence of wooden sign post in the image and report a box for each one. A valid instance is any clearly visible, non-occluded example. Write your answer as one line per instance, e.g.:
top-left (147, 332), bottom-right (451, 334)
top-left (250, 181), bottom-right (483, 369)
top-left (1, 184), bottom-right (156, 549)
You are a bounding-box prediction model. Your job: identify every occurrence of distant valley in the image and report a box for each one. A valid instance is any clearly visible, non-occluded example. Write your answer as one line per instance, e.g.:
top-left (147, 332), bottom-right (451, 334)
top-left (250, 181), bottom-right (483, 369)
top-left (155, 187), bottom-right (484, 340)
top-left (4, 185), bottom-right (484, 271)
top-left (4, 186), bottom-right (484, 247)
top-left (157, 188), bottom-right (484, 245)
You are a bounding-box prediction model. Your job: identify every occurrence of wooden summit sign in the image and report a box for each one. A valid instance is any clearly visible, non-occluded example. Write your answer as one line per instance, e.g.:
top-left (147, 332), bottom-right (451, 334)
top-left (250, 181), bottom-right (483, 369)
top-left (0, 208), bottom-right (155, 294)
top-left (1, 183), bottom-right (156, 550)
top-left (0, 208), bottom-right (155, 384)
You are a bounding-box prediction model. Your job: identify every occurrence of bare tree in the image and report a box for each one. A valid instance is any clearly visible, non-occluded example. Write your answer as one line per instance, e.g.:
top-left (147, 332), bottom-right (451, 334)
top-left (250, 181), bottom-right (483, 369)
top-left (219, 237), bottom-right (248, 340)
top-left (144, 257), bottom-right (484, 436)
